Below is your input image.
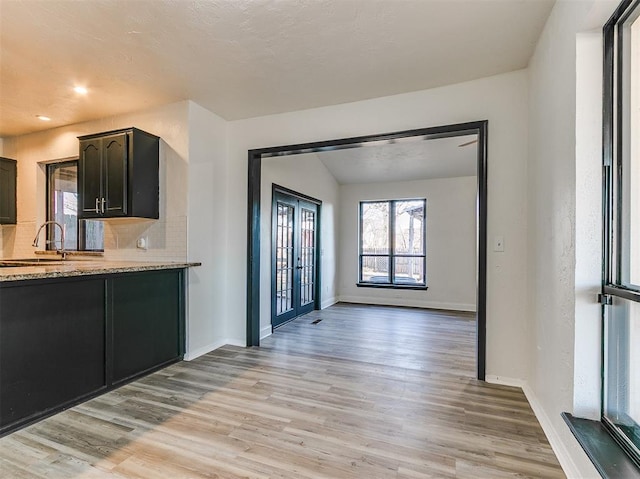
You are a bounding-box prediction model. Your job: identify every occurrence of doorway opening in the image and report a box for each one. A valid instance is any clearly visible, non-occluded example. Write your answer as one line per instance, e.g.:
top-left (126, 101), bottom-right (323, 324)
top-left (247, 120), bottom-right (488, 380)
top-left (271, 186), bottom-right (321, 329)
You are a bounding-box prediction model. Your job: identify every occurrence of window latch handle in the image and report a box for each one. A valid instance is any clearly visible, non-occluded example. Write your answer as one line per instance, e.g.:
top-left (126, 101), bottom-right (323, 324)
top-left (597, 293), bottom-right (612, 305)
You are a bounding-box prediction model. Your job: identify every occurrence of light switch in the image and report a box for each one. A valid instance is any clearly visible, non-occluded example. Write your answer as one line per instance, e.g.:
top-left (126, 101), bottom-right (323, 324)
top-left (493, 235), bottom-right (504, 252)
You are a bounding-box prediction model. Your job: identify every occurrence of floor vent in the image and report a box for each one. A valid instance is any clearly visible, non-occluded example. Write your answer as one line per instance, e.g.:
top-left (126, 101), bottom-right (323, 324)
top-left (311, 319), bottom-right (322, 325)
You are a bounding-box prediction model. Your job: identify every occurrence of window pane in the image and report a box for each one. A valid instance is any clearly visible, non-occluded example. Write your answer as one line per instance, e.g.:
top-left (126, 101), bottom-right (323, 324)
top-left (394, 200), bottom-right (425, 255)
top-left (394, 257), bottom-right (424, 285)
top-left (604, 295), bottom-right (640, 455)
top-left (361, 202), bottom-right (389, 254)
top-left (48, 162), bottom-right (104, 251)
top-left (360, 255), bottom-right (389, 283)
top-left (50, 163), bottom-right (78, 250)
top-left (619, 9), bottom-right (640, 287)
top-left (83, 220), bottom-right (104, 251)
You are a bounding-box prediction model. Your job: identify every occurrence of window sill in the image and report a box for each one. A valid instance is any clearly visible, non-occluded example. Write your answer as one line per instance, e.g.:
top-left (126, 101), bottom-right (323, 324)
top-left (356, 282), bottom-right (428, 291)
top-left (562, 413), bottom-right (640, 478)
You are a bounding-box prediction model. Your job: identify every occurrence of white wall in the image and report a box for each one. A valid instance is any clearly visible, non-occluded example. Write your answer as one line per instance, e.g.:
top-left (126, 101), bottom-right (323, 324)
top-left (339, 176), bottom-right (477, 311)
top-left (185, 101), bottom-right (232, 358)
top-left (574, 32), bottom-right (604, 421)
top-left (527, 1), bottom-right (617, 477)
top-left (227, 69), bottom-right (529, 380)
top-left (260, 153), bottom-right (339, 338)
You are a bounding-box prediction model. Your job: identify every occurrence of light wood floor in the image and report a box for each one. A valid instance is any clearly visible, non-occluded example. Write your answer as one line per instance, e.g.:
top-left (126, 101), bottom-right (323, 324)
top-left (0, 303), bottom-right (565, 478)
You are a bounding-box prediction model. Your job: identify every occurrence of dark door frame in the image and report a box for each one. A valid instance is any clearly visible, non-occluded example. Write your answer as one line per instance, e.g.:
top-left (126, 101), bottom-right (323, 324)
top-left (247, 120), bottom-right (489, 380)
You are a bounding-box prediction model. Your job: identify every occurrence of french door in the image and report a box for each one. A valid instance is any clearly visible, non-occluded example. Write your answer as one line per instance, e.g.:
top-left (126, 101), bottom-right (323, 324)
top-left (271, 189), bottom-right (319, 328)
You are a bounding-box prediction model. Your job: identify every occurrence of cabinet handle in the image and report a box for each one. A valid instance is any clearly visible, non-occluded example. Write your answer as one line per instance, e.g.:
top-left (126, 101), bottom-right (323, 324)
top-left (95, 198), bottom-right (100, 214)
top-left (101, 198), bottom-right (106, 214)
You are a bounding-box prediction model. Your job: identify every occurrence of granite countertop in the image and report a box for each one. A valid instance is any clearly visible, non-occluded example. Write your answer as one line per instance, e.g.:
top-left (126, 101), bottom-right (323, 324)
top-left (0, 259), bottom-right (201, 282)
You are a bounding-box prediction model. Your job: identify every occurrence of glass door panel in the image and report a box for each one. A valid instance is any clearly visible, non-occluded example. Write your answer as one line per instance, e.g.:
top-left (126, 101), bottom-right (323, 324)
top-left (299, 207), bottom-right (316, 307)
top-left (275, 202), bottom-right (294, 317)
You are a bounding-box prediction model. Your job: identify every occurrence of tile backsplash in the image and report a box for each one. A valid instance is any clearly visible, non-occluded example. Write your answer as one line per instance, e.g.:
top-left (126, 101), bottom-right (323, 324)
top-left (1, 216), bottom-right (187, 262)
top-left (103, 215), bottom-right (187, 262)
top-left (1, 222), bottom-right (38, 258)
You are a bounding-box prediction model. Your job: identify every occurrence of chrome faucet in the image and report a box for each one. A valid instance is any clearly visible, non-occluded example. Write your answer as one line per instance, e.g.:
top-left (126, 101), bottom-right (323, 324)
top-left (32, 221), bottom-right (66, 259)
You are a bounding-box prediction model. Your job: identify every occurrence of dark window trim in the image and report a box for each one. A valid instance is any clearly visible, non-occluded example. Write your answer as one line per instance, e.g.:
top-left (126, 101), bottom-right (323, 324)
top-left (563, 413), bottom-right (640, 478)
top-left (602, 0), bottom-right (640, 467)
top-left (357, 198), bottom-right (426, 288)
top-left (356, 283), bottom-right (428, 291)
top-left (565, 1), bottom-right (640, 473)
top-left (46, 160), bottom-right (81, 251)
top-left (246, 120), bottom-right (489, 381)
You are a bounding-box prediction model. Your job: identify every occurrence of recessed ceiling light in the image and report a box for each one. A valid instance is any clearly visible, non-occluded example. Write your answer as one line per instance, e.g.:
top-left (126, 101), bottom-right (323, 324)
top-left (73, 86), bottom-right (88, 95)
top-left (36, 115), bottom-right (51, 121)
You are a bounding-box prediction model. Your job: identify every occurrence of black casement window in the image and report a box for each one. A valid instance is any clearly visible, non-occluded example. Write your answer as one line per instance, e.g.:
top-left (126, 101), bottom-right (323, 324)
top-left (47, 160), bottom-right (104, 251)
top-left (602, 0), bottom-right (640, 464)
top-left (358, 198), bottom-right (426, 289)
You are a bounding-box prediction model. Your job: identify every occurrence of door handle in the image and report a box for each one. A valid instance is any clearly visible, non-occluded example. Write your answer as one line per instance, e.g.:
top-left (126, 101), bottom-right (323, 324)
top-left (101, 198), bottom-right (106, 214)
top-left (95, 198), bottom-right (100, 214)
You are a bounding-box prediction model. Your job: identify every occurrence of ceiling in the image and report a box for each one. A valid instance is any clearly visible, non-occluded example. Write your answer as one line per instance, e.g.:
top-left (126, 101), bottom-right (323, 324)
top-left (0, 0), bottom-right (555, 138)
top-left (287, 134), bottom-right (478, 184)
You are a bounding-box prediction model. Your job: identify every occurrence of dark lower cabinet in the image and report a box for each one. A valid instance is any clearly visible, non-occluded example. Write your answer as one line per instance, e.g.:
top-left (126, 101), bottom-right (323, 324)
top-left (0, 268), bottom-right (185, 436)
top-left (0, 278), bottom-right (106, 431)
top-left (111, 270), bottom-right (184, 384)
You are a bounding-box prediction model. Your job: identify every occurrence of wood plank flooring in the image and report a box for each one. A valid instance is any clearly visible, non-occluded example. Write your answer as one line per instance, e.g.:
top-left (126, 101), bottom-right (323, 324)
top-left (0, 303), bottom-right (565, 478)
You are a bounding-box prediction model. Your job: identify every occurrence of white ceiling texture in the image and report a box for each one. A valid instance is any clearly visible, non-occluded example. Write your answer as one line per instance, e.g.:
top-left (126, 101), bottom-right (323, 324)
top-left (0, 0), bottom-right (554, 138)
top-left (313, 134), bottom-right (478, 184)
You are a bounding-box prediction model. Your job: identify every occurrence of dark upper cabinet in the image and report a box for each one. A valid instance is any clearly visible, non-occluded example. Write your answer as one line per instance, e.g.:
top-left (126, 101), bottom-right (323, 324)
top-left (0, 157), bottom-right (17, 224)
top-left (78, 128), bottom-right (159, 219)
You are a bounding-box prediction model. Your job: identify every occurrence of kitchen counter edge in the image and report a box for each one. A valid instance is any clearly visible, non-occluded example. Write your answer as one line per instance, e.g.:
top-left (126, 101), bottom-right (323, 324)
top-left (0, 261), bottom-right (202, 282)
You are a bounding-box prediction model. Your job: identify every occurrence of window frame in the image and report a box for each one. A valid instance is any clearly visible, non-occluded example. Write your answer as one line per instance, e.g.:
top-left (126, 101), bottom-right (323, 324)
top-left (46, 159), bottom-right (103, 252)
top-left (602, 0), bottom-right (640, 466)
top-left (357, 198), bottom-right (427, 290)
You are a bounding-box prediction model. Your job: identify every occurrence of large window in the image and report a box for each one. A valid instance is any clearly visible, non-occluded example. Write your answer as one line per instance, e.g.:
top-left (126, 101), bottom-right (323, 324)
top-left (47, 161), bottom-right (103, 251)
top-left (358, 198), bottom-right (426, 288)
top-left (603, 0), bottom-right (640, 463)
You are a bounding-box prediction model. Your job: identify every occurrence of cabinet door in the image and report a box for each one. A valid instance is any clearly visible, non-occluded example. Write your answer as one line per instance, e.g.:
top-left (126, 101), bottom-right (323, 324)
top-left (111, 270), bottom-right (184, 384)
top-left (78, 140), bottom-right (103, 218)
top-left (0, 158), bottom-right (16, 224)
top-left (103, 133), bottom-right (128, 216)
top-left (0, 279), bottom-right (106, 432)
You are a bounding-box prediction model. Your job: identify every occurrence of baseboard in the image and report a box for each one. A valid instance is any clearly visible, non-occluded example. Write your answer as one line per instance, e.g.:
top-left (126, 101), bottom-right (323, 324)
top-left (521, 383), bottom-right (583, 478)
top-left (485, 375), bottom-right (525, 388)
top-left (321, 296), bottom-right (338, 309)
top-left (260, 326), bottom-right (272, 340)
top-left (337, 295), bottom-right (476, 312)
top-left (184, 338), bottom-right (245, 361)
top-left (486, 375), bottom-right (582, 478)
